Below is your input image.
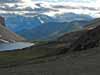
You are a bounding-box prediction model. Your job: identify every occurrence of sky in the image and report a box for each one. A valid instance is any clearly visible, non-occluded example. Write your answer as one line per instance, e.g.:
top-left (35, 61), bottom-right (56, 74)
top-left (0, 0), bottom-right (100, 18)
top-left (21, 0), bottom-right (100, 8)
top-left (20, 0), bottom-right (100, 10)
top-left (31, 0), bottom-right (98, 3)
top-left (0, 0), bottom-right (98, 3)
top-left (19, 0), bottom-right (100, 18)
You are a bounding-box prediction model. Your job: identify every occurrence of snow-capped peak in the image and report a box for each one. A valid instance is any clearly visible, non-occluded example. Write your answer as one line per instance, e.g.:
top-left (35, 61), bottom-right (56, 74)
top-left (37, 17), bottom-right (45, 24)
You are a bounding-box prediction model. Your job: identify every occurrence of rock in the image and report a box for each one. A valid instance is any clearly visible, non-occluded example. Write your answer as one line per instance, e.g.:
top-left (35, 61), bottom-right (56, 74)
top-left (0, 16), bottom-right (5, 26)
top-left (57, 18), bottom-right (100, 51)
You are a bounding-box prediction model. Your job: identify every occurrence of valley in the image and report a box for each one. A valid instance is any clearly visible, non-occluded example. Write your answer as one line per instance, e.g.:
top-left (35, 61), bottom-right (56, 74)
top-left (0, 0), bottom-right (100, 74)
top-left (0, 18), bottom-right (100, 68)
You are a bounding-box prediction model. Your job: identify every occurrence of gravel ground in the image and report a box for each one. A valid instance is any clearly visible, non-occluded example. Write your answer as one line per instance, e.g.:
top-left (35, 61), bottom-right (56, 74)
top-left (0, 47), bottom-right (100, 75)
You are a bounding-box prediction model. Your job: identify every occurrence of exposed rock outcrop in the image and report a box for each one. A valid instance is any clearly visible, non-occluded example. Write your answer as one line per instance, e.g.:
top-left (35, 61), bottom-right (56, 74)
top-left (57, 18), bottom-right (100, 51)
top-left (0, 16), bottom-right (26, 43)
top-left (0, 16), bottom-right (5, 26)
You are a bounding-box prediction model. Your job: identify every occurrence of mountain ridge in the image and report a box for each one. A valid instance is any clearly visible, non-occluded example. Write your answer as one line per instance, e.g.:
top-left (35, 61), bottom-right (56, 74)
top-left (0, 16), bottom-right (26, 43)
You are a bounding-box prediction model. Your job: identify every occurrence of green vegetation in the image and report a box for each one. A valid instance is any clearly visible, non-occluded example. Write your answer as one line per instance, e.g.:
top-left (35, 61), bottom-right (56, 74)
top-left (0, 44), bottom-right (60, 68)
top-left (33, 41), bottom-right (49, 45)
top-left (0, 41), bottom-right (62, 67)
top-left (0, 48), bottom-right (50, 67)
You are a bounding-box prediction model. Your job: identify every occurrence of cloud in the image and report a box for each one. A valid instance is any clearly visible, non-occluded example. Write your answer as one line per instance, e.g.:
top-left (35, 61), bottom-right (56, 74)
top-left (0, 0), bottom-right (100, 18)
top-left (32, 0), bottom-right (95, 3)
top-left (0, 0), bottom-right (19, 3)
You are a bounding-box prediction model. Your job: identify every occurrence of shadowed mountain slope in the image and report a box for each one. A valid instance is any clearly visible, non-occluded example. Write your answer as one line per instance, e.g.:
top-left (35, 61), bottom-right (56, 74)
top-left (57, 18), bottom-right (100, 51)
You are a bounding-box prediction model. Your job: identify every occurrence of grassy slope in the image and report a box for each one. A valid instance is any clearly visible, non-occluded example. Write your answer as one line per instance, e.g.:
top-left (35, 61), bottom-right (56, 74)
top-left (0, 46), bottom-right (100, 75)
top-left (0, 43), bottom-right (62, 67)
top-left (0, 43), bottom-right (99, 68)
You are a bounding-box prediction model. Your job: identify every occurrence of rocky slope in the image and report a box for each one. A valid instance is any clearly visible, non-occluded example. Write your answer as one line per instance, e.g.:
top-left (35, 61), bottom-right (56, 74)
top-left (0, 16), bottom-right (26, 43)
top-left (57, 18), bottom-right (100, 52)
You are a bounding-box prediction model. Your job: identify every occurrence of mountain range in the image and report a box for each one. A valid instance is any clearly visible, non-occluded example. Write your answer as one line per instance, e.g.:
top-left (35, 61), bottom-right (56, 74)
top-left (0, 1), bottom-right (99, 41)
top-left (1, 13), bottom-right (91, 41)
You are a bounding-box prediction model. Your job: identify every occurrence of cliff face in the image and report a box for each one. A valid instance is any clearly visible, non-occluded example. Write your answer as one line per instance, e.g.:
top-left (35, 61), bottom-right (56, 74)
top-left (0, 16), bottom-right (5, 26)
top-left (0, 16), bottom-right (26, 43)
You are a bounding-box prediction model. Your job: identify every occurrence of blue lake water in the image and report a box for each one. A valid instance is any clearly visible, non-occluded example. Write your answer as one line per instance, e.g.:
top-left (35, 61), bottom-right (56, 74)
top-left (0, 42), bottom-right (34, 51)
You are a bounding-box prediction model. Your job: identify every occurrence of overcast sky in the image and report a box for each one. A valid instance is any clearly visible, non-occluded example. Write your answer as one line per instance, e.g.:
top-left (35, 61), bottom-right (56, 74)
top-left (0, 0), bottom-right (97, 3)
top-left (0, 0), bottom-right (99, 18)
top-left (31, 0), bottom-right (97, 3)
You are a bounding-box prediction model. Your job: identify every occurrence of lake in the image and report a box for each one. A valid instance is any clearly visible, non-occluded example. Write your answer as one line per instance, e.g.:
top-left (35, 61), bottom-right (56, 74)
top-left (0, 42), bottom-right (34, 51)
